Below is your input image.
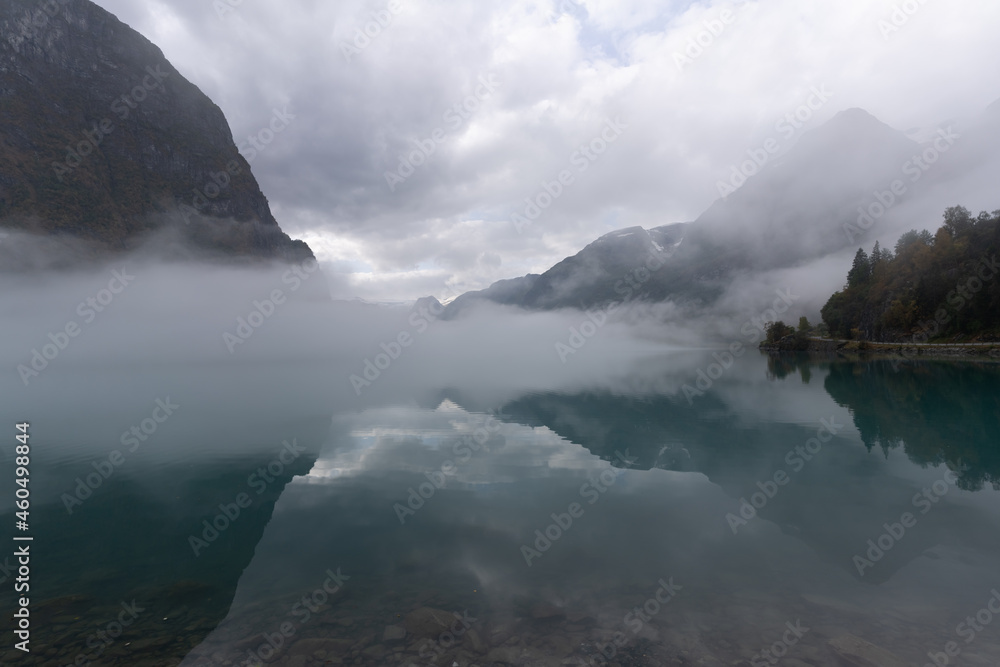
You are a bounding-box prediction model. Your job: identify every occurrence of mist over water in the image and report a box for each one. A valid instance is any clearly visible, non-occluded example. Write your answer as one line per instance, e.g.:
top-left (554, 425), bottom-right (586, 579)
top-left (0, 261), bottom-right (721, 411)
top-left (2, 262), bottom-right (1000, 666)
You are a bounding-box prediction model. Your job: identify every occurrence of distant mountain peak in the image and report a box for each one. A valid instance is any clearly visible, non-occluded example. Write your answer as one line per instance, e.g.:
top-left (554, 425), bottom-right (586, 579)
top-left (799, 107), bottom-right (910, 146)
top-left (596, 226), bottom-right (645, 240)
top-left (830, 107), bottom-right (882, 122)
top-left (438, 223), bottom-right (686, 317)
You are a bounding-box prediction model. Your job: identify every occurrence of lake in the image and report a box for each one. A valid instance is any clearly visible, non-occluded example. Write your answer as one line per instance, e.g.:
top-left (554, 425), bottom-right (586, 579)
top-left (2, 351), bottom-right (999, 667)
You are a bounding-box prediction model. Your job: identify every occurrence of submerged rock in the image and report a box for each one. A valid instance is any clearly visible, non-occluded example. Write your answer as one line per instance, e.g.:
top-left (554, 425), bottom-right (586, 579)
top-left (403, 606), bottom-right (456, 638)
top-left (530, 602), bottom-right (566, 619)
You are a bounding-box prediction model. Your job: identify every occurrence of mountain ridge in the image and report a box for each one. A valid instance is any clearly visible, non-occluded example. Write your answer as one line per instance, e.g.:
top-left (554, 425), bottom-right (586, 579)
top-left (436, 104), bottom-right (987, 317)
top-left (0, 0), bottom-right (314, 269)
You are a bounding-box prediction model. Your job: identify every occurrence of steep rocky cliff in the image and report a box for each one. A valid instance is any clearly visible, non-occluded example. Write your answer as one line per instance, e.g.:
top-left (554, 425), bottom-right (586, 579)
top-left (0, 0), bottom-right (314, 267)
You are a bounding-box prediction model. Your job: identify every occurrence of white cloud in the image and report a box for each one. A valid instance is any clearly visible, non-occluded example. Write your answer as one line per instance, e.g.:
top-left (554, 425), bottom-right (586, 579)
top-left (90, 0), bottom-right (1000, 301)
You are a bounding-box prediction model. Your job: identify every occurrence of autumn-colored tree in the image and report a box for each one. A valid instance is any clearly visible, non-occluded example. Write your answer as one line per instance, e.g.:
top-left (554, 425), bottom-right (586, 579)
top-left (821, 206), bottom-right (1000, 341)
top-left (764, 321), bottom-right (795, 344)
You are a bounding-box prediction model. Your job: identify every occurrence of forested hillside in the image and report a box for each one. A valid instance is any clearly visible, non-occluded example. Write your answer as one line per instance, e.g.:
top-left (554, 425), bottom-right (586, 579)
top-left (821, 206), bottom-right (1000, 341)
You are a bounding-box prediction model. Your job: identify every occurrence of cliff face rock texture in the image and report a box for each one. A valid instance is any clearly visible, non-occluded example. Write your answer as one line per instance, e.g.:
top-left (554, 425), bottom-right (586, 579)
top-left (0, 0), bottom-right (314, 267)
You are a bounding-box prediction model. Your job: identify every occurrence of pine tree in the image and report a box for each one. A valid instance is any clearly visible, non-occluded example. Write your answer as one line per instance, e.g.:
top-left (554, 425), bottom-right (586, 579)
top-left (822, 206), bottom-right (1000, 340)
top-left (870, 241), bottom-right (882, 266)
top-left (846, 248), bottom-right (871, 288)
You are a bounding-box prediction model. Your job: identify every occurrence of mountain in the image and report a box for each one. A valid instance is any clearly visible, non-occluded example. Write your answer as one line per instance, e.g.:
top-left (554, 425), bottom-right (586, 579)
top-left (913, 96), bottom-right (1000, 206)
top-left (519, 223), bottom-right (686, 308)
top-left (458, 358), bottom-right (1000, 585)
top-left (0, 0), bottom-right (313, 269)
top-left (439, 107), bottom-right (977, 316)
top-left (443, 223), bottom-right (686, 317)
top-left (442, 274), bottom-right (541, 317)
top-left (688, 108), bottom-right (920, 268)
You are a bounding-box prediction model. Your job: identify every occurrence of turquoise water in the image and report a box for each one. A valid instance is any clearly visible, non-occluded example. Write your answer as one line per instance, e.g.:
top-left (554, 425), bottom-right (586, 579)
top-left (1, 353), bottom-right (999, 666)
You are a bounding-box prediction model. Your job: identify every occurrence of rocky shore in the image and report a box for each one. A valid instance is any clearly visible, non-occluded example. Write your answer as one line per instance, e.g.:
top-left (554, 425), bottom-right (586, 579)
top-left (6, 575), bottom-right (992, 667)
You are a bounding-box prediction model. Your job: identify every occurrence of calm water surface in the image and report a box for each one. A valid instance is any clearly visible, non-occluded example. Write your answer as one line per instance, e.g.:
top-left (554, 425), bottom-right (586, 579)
top-left (1, 352), bottom-right (999, 666)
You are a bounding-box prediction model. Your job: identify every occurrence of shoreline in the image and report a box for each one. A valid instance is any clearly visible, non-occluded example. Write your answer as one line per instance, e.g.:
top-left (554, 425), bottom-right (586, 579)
top-left (759, 337), bottom-right (1000, 363)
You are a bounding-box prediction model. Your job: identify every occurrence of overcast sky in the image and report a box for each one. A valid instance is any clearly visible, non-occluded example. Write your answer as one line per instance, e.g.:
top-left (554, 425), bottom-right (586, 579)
top-left (91, 0), bottom-right (1000, 302)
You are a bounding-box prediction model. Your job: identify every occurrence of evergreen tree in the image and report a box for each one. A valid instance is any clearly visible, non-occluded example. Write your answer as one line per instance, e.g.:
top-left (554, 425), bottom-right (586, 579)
top-left (821, 206), bottom-right (1000, 341)
top-left (846, 248), bottom-right (871, 288)
top-left (894, 230), bottom-right (920, 255)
